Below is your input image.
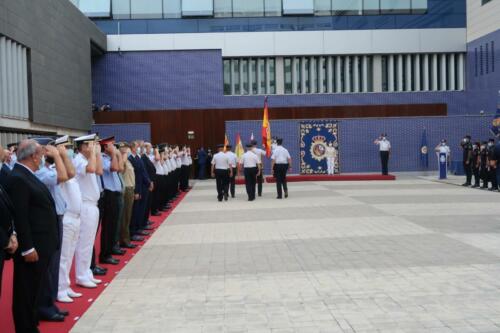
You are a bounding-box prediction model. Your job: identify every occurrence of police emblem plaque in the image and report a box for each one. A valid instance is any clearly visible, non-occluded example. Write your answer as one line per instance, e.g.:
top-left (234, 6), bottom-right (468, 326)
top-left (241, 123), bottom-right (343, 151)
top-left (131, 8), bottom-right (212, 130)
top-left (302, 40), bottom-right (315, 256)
top-left (300, 120), bottom-right (339, 174)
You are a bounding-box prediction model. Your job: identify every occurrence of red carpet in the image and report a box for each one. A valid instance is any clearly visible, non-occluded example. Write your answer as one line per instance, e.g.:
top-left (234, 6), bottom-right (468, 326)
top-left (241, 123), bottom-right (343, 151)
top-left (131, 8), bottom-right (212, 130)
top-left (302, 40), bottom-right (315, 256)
top-left (0, 191), bottom-right (187, 333)
top-left (235, 174), bottom-right (396, 185)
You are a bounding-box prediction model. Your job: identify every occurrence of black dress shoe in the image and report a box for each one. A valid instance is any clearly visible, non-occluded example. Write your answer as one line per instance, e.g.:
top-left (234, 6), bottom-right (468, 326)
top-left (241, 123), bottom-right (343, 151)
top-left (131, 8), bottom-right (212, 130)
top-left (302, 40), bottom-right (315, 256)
top-left (285, 192), bottom-right (288, 198)
top-left (58, 309), bottom-right (69, 317)
top-left (276, 196), bottom-right (282, 199)
top-left (224, 194), bottom-right (228, 201)
top-left (131, 235), bottom-right (144, 242)
top-left (120, 242), bottom-right (137, 249)
top-left (146, 221), bottom-right (155, 225)
top-left (142, 225), bottom-right (155, 231)
top-left (40, 313), bottom-right (65, 322)
top-left (136, 230), bottom-right (150, 236)
top-left (112, 248), bottom-right (126, 256)
top-left (100, 257), bottom-right (120, 265)
top-left (92, 266), bottom-right (107, 276)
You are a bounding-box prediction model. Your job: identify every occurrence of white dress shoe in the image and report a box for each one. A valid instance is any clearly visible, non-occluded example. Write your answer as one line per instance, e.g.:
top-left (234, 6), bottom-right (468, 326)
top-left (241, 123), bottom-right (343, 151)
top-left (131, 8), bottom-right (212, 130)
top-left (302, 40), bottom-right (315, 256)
top-left (57, 295), bottom-right (74, 303)
top-left (77, 280), bottom-right (97, 289)
top-left (68, 289), bottom-right (82, 298)
top-left (91, 277), bottom-right (102, 284)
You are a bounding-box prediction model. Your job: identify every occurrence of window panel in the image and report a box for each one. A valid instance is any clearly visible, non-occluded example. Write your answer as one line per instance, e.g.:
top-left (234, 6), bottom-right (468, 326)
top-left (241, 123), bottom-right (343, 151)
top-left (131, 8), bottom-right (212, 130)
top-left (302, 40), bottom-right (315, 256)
top-left (284, 58), bottom-right (292, 94)
top-left (163, 0), bottom-right (181, 18)
top-left (283, 0), bottom-right (314, 15)
top-left (182, 0), bottom-right (213, 16)
top-left (214, 0), bottom-right (232, 17)
top-left (265, 0), bottom-right (282, 16)
top-left (380, 0), bottom-right (411, 14)
top-left (268, 58), bottom-right (276, 94)
top-left (79, 0), bottom-right (111, 17)
top-left (363, 0), bottom-right (380, 15)
top-left (259, 59), bottom-right (266, 93)
top-left (112, 0), bottom-right (131, 19)
top-left (131, 0), bottom-right (163, 19)
top-left (251, 59), bottom-right (258, 94)
top-left (223, 60), bottom-right (231, 95)
top-left (233, 0), bottom-right (264, 17)
top-left (232, 59), bottom-right (240, 94)
top-left (411, 0), bottom-right (427, 14)
top-left (314, 0), bottom-right (331, 15)
top-left (241, 59), bottom-right (249, 95)
top-left (332, 0), bottom-right (362, 15)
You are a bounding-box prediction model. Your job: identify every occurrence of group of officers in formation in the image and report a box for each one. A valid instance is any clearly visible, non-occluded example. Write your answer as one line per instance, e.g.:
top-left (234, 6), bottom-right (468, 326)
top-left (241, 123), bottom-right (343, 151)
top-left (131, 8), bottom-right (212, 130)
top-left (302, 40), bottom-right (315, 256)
top-left (0, 135), bottom-right (192, 333)
top-left (460, 135), bottom-right (500, 190)
top-left (210, 139), bottom-right (292, 201)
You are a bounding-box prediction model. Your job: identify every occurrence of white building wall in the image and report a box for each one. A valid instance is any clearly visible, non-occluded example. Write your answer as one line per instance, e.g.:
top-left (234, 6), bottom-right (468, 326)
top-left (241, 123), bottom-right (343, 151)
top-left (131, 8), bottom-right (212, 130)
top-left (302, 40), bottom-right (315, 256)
top-left (467, 0), bottom-right (500, 42)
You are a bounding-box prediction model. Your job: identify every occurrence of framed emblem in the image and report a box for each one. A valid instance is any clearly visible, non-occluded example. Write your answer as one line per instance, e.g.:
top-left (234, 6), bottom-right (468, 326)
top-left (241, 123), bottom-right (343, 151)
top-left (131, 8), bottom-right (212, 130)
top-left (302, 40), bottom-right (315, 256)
top-left (300, 120), bottom-right (339, 174)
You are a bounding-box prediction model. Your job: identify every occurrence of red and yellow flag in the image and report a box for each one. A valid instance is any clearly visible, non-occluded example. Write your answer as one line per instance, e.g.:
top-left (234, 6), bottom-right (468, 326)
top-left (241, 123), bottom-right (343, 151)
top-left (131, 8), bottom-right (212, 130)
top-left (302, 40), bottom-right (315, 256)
top-left (223, 133), bottom-right (230, 152)
top-left (262, 97), bottom-right (272, 157)
top-left (235, 133), bottom-right (244, 159)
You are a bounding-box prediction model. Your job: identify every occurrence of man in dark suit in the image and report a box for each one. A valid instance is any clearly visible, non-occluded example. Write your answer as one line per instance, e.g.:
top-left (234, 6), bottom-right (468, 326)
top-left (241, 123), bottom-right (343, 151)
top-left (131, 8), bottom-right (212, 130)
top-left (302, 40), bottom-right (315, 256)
top-left (141, 143), bottom-right (156, 230)
top-left (0, 146), bottom-right (11, 188)
top-left (128, 141), bottom-right (151, 241)
top-left (0, 183), bottom-right (17, 297)
top-left (6, 139), bottom-right (61, 332)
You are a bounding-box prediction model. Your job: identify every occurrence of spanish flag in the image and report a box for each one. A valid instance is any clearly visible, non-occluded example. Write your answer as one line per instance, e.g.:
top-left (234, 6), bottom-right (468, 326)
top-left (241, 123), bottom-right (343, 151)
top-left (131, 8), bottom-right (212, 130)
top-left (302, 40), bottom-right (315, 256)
top-left (235, 133), bottom-right (244, 159)
top-left (262, 96), bottom-right (272, 157)
top-left (223, 133), bottom-right (230, 152)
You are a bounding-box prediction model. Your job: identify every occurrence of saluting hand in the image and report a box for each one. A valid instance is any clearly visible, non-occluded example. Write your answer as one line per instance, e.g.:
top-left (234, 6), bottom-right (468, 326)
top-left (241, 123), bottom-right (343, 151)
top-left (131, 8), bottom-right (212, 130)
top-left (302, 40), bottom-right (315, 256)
top-left (57, 144), bottom-right (67, 156)
top-left (24, 250), bottom-right (39, 263)
top-left (44, 145), bottom-right (59, 157)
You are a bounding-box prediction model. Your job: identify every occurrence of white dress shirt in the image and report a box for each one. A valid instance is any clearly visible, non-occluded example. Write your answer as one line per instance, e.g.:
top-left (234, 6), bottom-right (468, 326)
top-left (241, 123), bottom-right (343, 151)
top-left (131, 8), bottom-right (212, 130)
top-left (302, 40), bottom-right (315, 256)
top-left (225, 151), bottom-right (238, 168)
top-left (252, 147), bottom-right (266, 163)
top-left (271, 146), bottom-right (291, 164)
top-left (211, 152), bottom-right (230, 170)
top-left (377, 139), bottom-right (391, 151)
top-left (240, 151), bottom-right (259, 168)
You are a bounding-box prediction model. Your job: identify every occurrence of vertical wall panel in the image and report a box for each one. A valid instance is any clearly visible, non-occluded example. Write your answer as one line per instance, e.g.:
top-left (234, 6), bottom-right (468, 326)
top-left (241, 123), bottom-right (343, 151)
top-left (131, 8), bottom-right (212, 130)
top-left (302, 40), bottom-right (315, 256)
top-left (431, 53), bottom-right (438, 91)
top-left (335, 57), bottom-right (342, 93)
top-left (457, 53), bottom-right (465, 91)
top-left (405, 54), bottom-right (412, 91)
top-left (397, 54), bottom-right (403, 92)
top-left (388, 55), bottom-right (394, 92)
top-left (344, 56), bottom-right (351, 93)
top-left (449, 54), bottom-right (456, 91)
top-left (423, 54), bottom-right (429, 91)
top-left (414, 54), bottom-right (421, 91)
top-left (0, 37), bottom-right (7, 115)
top-left (440, 53), bottom-right (447, 91)
top-left (326, 56), bottom-right (333, 93)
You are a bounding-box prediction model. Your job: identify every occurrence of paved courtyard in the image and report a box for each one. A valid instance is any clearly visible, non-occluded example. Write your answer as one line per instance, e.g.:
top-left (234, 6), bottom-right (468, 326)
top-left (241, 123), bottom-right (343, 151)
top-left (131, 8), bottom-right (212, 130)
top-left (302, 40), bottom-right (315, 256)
top-left (72, 175), bottom-right (500, 333)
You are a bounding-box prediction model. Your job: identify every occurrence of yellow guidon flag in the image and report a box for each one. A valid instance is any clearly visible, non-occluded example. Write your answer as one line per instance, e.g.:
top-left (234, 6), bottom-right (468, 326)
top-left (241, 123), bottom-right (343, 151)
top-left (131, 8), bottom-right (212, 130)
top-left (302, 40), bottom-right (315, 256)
top-left (262, 96), bottom-right (272, 158)
top-left (223, 133), bottom-right (230, 152)
top-left (235, 133), bottom-right (244, 159)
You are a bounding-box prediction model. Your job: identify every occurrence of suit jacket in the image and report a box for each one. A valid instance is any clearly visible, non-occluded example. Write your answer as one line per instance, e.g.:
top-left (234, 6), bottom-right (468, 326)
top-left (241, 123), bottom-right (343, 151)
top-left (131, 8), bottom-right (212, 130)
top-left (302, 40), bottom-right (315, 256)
top-left (0, 163), bottom-right (11, 188)
top-left (141, 154), bottom-right (156, 180)
top-left (128, 154), bottom-right (150, 195)
top-left (0, 184), bottom-right (15, 250)
top-left (5, 164), bottom-right (60, 258)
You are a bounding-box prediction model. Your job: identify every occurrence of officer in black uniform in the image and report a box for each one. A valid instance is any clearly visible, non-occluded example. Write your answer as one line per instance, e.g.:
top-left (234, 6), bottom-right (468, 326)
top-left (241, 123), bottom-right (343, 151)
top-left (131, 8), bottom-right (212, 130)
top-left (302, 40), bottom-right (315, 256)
top-left (487, 138), bottom-right (497, 191)
top-left (480, 141), bottom-right (489, 189)
top-left (471, 141), bottom-right (481, 188)
top-left (460, 135), bottom-right (473, 186)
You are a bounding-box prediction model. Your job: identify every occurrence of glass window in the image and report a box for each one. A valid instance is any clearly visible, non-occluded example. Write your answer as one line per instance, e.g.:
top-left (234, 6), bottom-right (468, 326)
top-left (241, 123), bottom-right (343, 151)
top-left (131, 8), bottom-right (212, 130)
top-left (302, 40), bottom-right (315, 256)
top-left (79, 0), bottom-right (111, 17)
top-left (182, 0), bottom-right (213, 16)
top-left (411, 0), bottom-right (427, 14)
top-left (303, 58), bottom-right (310, 93)
top-left (283, 0), bottom-right (314, 15)
top-left (332, 0), bottom-right (361, 15)
top-left (233, 0), bottom-right (264, 17)
top-left (295, 58), bottom-right (302, 93)
top-left (112, 0), bottom-right (131, 19)
top-left (214, 0), bottom-right (232, 17)
top-left (164, 0), bottom-right (181, 18)
top-left (268, 58), bottom-right (276, 94)
top-left (314, 0), bottom-right (331, 15)
top-left (251, 59), bottom-right (258, 94)
top-left (319, 57), bottom-right (326, 92)
top-left (241, 59), bottom-right (249, 95)
top-left (284, 58), bottom-right (292, 94)
top-left (131, 0), bottom-right (163, 19)
top-left (259, 59), bottom-right (267, 93)
top-left (380, 0), bottom-right (411, 14)
top-left (363, 0), bottom-right (380, 15)
top-left (223, 60), bottom-right (231, 95)
top-left (232, 59), bottom-right (240, 94)
top-left (265, 0), bottom-right (282, 16)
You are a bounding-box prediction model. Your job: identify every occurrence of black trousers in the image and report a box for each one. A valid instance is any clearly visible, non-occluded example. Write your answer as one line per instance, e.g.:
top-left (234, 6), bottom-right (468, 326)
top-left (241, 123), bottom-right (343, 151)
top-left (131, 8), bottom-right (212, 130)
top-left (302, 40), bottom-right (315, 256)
top-left (489, 166), bottom-right (497, 189)
top-left (257, 172), bottom-right (263, 196)
top-left (100, 190), bottom-right (119, 261)
top-left (13, 250), bottom-right (52, 333)
top-left (229, 167), bottom-right (237, 197)
top-left (463, 161), bottom-right (472, 184)
top-left (244, 167), bottom-right (258, 200)
top-left (38, 215), bottom-right (63, 318)
top-left (473, 167), bottom-right (480, 186)
top-left (480, 167), bottom-right (489, 187)
top-left (215, 169), bottom-right (229, 201)
top-left (180, 165), bottom-right (189, 190)
top-left (380, 151), bottom-right (389, 175)
top-left (274, 164), bottom-right (289, 198)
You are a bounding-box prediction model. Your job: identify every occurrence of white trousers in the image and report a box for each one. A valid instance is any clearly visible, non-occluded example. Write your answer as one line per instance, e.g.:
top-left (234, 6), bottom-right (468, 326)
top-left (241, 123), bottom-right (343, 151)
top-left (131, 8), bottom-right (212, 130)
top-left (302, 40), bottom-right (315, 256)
top-left (327, 157), bottom-right (335, 175)
top-left (75, 201), bottom-right (99, 283)
top-left (58, 212), bottom-right (81, 297)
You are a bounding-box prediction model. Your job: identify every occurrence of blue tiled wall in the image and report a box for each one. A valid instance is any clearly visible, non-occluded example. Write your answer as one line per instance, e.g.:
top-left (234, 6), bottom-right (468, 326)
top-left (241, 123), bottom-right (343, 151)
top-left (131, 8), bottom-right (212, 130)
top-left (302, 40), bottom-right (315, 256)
top-left (92, 50), bottom-right (469, 115)
top-left (91, 123), bottom-right (151, 142)
top-left (226, 116), bottom-right (493, 174)
top-left (92, 0), bottom-right (465, 35)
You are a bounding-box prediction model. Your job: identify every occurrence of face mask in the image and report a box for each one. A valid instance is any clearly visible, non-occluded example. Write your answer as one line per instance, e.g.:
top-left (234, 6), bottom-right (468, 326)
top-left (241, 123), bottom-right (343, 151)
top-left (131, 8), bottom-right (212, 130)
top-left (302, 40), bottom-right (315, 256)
top-left (67, 149), bottom-right (74, 159)
top-left (39, 156), bottom-right (45, 170)
top-left (136, 147), bottom-right (141, 155)
top-left (473, 145), bottom-right (478, 150)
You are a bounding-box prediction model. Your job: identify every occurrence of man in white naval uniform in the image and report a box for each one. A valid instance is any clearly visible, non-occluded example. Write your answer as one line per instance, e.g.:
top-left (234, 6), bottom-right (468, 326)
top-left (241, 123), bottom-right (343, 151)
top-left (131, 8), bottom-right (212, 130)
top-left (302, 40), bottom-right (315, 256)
top-left (73, 134), bottom-right (103, 288)
top-left (325, 143), bottom-right (336, 175)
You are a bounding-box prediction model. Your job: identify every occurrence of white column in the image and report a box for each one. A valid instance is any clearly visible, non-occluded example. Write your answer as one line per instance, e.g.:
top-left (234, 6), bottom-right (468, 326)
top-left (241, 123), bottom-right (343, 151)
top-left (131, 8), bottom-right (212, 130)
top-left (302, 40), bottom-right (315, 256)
top-left (397, 54), bottom-right (403, 92)
top-left (344, 56), bottom-right (351, 93)
top-left (414, 54), bottom-right (421, 91)
top-left (405, 54), bottom-right (412, 91)
top-left (309, 57), bottom-right (316, 93)
top-left (301, 56), bottom-right (307, 93)
top-left (239, 59), bottom-right (245, 94)
top-left (361, 55), bottom-right (368, 92)
top-left (440, 53), bottom-right (447, 91)
top-left (423, 54), bottom-right (429, 91)
top-left (292, 57), bottom-right (298, 94)
top-left (335, 56), bottom-right (342, 93)
top-left (256, 59), bottom-right (262, 95)
top-left (431, 54), bottom-right (438, 91)
top-left (6, 39), bottom-right (13, 117)
top-left (318, 57), bottom-right (325, 93)
top-left (353, 56), bottom-right (360, 93)
top-left (372, 55), bottom-right (382, 92)
top-left (275, 57), bottom-right (284, 95)
top-left (326, 56), bottom-right (333, 93)
top-left (16, 44), bottom-right (23, 117)
top-left (21, 47), bottom-right (28, 118)
top-left (448, 53), bottom-right (456, 91)
top-left (265, 58), bottom-right (271, 94)
top-left (0, 37), bottom-right (7, 116)
top-left (388, 55), bottom-right (395, 92)
top-left (457, 53), bottom-right (465, 90)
